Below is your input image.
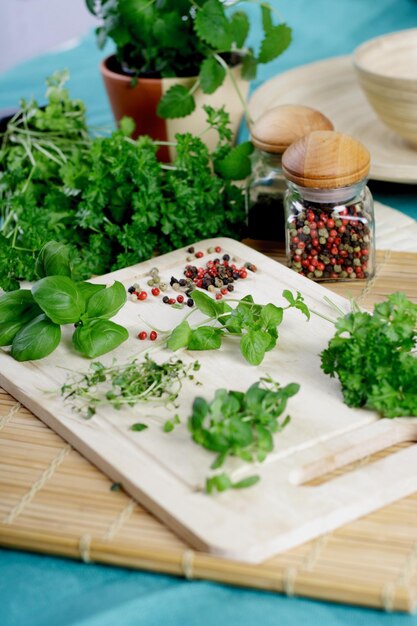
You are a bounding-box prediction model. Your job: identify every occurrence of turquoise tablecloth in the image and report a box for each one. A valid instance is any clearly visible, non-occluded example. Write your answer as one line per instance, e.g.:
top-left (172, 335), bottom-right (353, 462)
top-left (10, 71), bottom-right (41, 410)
top-left (1, 1), bottom-right (417, 624)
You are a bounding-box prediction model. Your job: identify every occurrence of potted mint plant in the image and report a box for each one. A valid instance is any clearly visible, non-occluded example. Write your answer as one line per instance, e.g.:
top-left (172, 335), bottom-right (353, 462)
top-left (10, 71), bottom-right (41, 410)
top-left (86, 0), bottom-right (291, 159)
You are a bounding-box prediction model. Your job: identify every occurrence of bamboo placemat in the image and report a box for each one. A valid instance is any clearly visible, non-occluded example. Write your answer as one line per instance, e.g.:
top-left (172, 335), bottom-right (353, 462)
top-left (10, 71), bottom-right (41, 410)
top-left (1, 249), bottom-right (417, 613)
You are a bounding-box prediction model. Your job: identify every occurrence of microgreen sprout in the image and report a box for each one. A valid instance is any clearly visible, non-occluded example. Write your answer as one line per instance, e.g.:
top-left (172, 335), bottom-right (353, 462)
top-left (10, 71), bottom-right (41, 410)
top-left (61, 354), bottom-right (201, 419)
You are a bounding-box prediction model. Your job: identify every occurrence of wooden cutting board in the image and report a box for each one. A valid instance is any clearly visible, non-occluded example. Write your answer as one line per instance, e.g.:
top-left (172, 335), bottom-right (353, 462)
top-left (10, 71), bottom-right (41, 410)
top-left (1, 237), bottom-right (416, 563)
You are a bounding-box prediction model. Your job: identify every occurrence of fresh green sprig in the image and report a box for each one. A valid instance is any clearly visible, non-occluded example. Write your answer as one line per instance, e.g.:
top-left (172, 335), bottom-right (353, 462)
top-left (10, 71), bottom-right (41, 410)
top-left (188, 376), bottom-right (299, 493)
top-left (167, 289), bottom-right (310, 365)
top-left (61, 355), bottom-right (201, 419)
top-left (320, 292), bottom-right (417, 418)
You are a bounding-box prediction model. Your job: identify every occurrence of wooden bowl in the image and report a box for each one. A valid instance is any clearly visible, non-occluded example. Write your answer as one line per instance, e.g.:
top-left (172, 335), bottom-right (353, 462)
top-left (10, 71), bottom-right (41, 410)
top-left (353, 29), bottom-right (417, 146)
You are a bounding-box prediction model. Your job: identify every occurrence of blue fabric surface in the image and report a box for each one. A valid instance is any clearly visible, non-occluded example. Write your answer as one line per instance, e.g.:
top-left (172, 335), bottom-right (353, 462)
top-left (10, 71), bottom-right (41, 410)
top-left (1, 1), bottom-right (417, 624)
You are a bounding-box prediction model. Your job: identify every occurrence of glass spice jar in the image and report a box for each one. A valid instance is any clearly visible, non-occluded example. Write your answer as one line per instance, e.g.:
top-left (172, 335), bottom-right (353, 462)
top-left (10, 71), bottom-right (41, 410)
top-left (282, 131), bottom-right (375, 282)
top-left (248, 105), bottom-right (333, 242)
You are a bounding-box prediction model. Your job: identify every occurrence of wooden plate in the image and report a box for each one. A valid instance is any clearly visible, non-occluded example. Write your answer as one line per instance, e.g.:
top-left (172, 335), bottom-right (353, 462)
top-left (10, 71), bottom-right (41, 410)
top-left (248, 56), bottom-right (417, 184)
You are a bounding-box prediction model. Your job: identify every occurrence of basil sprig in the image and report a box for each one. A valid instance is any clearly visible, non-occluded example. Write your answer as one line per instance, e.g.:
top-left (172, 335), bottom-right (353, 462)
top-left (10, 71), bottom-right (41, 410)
top-left (0, 242), bottom-right (128, 361)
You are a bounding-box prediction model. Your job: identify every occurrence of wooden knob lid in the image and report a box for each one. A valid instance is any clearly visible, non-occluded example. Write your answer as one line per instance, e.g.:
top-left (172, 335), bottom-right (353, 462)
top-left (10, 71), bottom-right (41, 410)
top-left (250, 105), bottom-right (334, 154)
top-left (282, 131), bottom-right (371, 188)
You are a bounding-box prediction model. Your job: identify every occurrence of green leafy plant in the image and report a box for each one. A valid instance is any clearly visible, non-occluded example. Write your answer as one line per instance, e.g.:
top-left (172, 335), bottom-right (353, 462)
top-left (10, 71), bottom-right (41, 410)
top-left (320, 292), bottom-right (417, 418)
top-left (167, 289), bottom-right (310, 365)
top-left (61, 355), bottom-right (201, 418)
top-left (0, 242), bottom-right (128, 361)
top-left (86, 0), bottom-right (292, 118)
top-left (188, 376), bottom-right (299, 492)
top-left (0, 73), bottom-right (249, 290)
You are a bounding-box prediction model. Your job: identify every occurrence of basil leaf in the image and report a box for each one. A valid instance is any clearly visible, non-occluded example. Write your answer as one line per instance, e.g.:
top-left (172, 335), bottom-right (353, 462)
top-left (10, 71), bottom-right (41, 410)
top-left (32, 276), bottom-right (84, 325)
top-left (86, 281), bottom-right (126, 319)
top-left (188, 326), bottom-right (223, 351)
top-left (11, 314), bottom-right (61, 361)
top-left (0, 304), bottom-right (43, 347)
top-left (240, 330), bottom-right (271, 365)
top-left (0, 289), bottom-right (37, 323)
top-left (167, 320), bottom-right (192, 351)
top-left (77, 282), bottom-right (106, 308)
top-left (72, 319), bottom-right (129, 358)
top-left (35, 241), bottom-right (75, 279)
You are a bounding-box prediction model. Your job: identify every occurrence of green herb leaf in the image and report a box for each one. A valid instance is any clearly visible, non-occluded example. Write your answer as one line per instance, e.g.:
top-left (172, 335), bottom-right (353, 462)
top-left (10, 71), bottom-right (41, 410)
top-left (167, 320), bottom-right (193, 351)
top-left (240, 330), bottom-right (271, 365)
top-left (72, 319), bottom-right (128, 358)
top-left (157, 84), bottom-right (196, 119)
top-left (261, 303), bottom-right (283, 328)
top-left (258, 23), bottom-right (292, 64)
top-left (0, 289), bottom-right (39, 323)
top-left (214, 141), bottom-right (254, 180)
top-left (199, 57), bottom-right (226, 95)
top-left (35, 241), bottom-right (75, 279)
top-left (205, 473), bottom-right (232, 494)
top-left (194, 0), bottom-right (232, 50)
top-left (232, 475), bottom-right (260, 489)
top-left (191, 290), bottom-right (232, 318)
top-left (230, 11), bottom-right (250, 48)
top-left (77, 282), bottom-right (106, 308)
top-left (86, 281), bottom-right (126, 320)
top-left (241, 50), bottom-right (258, 81)
top-left (130, 423), bottom-right (148, 432)
top-left (32, 276), bottom-right (84, 325)
top-left (11, 314), bottom-right (61, 361)
top-left (188, 326), bottom-right (223, 350)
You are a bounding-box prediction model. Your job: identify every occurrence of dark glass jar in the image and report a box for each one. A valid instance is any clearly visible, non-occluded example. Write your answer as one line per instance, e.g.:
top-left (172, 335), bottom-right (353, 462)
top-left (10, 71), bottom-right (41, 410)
top-left (247, 105), bottom-right (333, 242)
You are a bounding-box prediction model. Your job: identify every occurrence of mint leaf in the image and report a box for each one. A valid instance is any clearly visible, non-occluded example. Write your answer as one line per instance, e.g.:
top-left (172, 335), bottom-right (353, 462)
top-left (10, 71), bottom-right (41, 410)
top-left (157, 85), bottom-right (196, 119)
top-left (188, 326), bottom-right (223, 350)
top-left (258, 24), bottom-right (292, 64)
top-left (199, 57), bottom-right (226, 95)
top-left (240, 330), bottom-right (271, 365)
top-left (261, 303), bottom-right (283, 328)
top-left (261, 5), bottom-right (273, 32)
top-left (230, 11), bottom-right (250, 48)
top-left (192, 289), bottom-right (231, 318)
top-left (167, 320), bottom-right (192, 351)
top-left (130, 423), bottom-right (148, 432)
top-left (194, 0), bottom-right (233, 50)
top-left (214, 141), bottom-right (254, 180)
top-left (232, 475), bottom-right (260, 489)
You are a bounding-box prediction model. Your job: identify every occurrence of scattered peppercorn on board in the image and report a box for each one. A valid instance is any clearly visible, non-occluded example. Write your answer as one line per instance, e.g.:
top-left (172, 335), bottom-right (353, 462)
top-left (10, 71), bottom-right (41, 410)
top-left (1, 248), bottom-right (417, 610)
top-left (1, 238), bottom-right (417, 563)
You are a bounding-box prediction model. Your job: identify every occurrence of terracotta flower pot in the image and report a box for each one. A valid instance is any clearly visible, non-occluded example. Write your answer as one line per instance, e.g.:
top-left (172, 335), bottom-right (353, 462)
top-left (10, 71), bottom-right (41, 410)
top-left (100, 55), bottom-right (249, 161)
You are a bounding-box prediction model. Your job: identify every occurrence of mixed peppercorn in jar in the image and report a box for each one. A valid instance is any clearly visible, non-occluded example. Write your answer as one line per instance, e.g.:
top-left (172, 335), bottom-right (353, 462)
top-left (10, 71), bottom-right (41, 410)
top-left (282, 131), bottom-right (375, 282)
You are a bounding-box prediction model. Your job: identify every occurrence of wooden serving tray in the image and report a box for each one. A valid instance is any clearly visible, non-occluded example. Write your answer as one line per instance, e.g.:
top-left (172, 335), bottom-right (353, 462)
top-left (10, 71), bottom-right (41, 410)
top-left (1, 240), bottom-right (417, 565)
top-left (1, 248), bottom-right (417, 611)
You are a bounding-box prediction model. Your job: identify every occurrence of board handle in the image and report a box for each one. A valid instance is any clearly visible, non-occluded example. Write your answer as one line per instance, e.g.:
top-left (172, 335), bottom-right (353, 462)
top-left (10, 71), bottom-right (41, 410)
top-left (289, 419), bottom-right (417, 486)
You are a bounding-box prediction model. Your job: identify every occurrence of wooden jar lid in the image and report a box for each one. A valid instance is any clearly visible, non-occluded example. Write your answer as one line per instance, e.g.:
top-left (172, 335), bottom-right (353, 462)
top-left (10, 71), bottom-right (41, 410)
top-left (282, 131), bottom-right (371, 188)
top-left (250, 105), bottom-right (334, 154)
